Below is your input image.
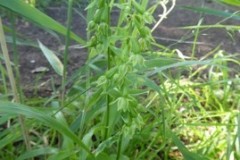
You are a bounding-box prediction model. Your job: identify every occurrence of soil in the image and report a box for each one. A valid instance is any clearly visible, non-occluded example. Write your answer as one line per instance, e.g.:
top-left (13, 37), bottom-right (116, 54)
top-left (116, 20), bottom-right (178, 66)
top-left (3, 0), bottom-right (240, 97)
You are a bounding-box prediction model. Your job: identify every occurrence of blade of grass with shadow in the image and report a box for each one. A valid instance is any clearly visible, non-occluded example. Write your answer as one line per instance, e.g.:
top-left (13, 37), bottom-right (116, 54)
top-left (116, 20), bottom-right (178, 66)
top-left (182, 6), bottom-right (240, 21)
top-left (0, 0), bottom-right (86, 45)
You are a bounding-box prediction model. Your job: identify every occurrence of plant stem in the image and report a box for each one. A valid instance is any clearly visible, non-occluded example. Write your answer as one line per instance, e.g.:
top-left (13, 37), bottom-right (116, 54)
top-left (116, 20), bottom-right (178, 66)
top-left (237, 98), bottom-right (240, 152)
top-left (191, 18), bottom-right (202, 58)
top-left (105, 92), bottom-right (110, 139)
top-left (61, 0), bottom-right (73, 107)
top-left (10, 12), bottom-right (24, 103)
top-left (79, 0), bottom-right (94, 137)
top-left (104, 0), bottom-right (111, 139)
top-left (0, 61), bottom-right (8, 94)
top-left (0, 18), bottom-right (31, 151)
top-left (116, 134), bottom-right (123, 160)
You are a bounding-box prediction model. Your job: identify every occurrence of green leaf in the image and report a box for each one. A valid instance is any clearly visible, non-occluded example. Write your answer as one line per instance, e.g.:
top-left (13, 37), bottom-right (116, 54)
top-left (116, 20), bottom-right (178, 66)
top-left (132, 0), bottom-right (144, 14)
top-left (93, 152), bottom-right (112, 160)
top-left (0, 101), bottom-right (92, 156)
top-left (217, 0), bottom-right (240, 7)
top-left (0, 0), bottom-right (85, 44)
top-left (48, 150), bottom-right (76, 160)
top-left (110, 154), bottom-right (129, 160)
top-left (38, 40), bottom-right (63, 76)
top-left (117, 97), bottom-right (129, 112)
top-left (142, 77), bottom-right (161, 93)
top-left (17, 147), bottom-right (58, 160)
top-left (145, 57), bottom-right (180, 68)
top-left (94, 137), bottom-right (117, 156)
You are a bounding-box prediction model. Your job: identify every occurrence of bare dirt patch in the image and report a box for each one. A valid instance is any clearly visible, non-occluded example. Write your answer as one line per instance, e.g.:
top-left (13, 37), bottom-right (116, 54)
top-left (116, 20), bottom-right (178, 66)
top-left (5, 0), bottom-right (240, 97)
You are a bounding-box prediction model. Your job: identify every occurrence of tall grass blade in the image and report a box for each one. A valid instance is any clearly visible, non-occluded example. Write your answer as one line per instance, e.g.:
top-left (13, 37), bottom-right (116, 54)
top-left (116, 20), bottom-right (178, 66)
top-left (216, 0), bottom-right (240, 7)
top-left (147, 59), bottom-right (215, 76)
top-left (0, 17), bottom-right (31, 150)
top-left (0, 0), bottom-right (86, 44)
top-left (0, 127), bottom-right (21, 150)
top-left (182, 6), bottom-right (240, 20)
top-left (181, 24), bottom-right (240, 30)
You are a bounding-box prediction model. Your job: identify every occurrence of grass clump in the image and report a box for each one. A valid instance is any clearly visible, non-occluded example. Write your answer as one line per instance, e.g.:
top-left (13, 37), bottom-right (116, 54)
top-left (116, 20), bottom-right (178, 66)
top-left (0, 0), bottom-right (240, 159)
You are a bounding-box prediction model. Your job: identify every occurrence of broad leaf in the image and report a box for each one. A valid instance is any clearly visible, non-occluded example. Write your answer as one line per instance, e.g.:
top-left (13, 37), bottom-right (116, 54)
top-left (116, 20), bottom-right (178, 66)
top-left (38, 40), bottom-right (63, 76)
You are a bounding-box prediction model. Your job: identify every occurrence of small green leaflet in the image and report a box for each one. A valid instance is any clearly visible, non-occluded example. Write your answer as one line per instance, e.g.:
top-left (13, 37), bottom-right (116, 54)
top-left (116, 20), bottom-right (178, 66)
top-left (38, 40), bottom-right (63, 76)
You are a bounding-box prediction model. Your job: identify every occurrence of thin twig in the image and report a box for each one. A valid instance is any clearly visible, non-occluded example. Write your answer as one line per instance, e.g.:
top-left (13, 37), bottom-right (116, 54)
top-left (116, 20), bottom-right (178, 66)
top-left (151, 0), bottom-right (176, 32)
top-left (154, 36), bottom-right (212, 45)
